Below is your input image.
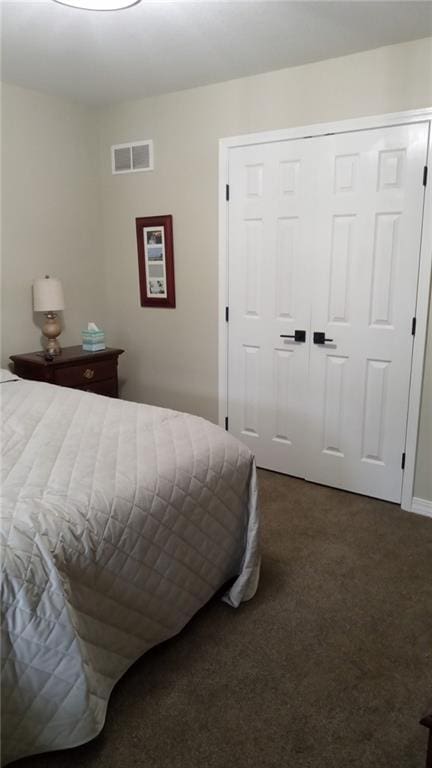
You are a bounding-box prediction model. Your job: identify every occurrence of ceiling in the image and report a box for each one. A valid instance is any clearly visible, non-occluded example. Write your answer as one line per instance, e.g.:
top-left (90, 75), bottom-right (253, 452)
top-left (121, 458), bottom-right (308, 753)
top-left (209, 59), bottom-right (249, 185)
top-left (1, 0), bottom-right (432, 106)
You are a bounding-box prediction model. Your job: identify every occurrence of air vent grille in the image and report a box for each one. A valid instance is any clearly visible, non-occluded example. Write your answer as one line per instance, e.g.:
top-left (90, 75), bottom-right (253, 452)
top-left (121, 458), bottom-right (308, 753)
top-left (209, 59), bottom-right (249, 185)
top-left (111, 140), bottom-right (154, 174)
top-left (114, 147), bottom-right (132, 172)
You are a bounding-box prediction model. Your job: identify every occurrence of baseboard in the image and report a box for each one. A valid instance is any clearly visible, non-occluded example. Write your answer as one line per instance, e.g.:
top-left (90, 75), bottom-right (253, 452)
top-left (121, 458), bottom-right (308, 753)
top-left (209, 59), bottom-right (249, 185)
top-left (411, 497), bottom-right (432, 519)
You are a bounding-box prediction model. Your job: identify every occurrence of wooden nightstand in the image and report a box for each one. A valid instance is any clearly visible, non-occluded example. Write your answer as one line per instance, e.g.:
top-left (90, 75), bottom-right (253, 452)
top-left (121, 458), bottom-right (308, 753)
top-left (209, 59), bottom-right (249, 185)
top-left (10, 346), bottom-right (124, 398)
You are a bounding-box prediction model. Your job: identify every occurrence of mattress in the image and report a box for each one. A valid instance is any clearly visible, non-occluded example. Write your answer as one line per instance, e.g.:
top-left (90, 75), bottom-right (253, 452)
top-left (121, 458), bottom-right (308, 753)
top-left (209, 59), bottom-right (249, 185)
top-left (0, 377), bottom-right (260, 765)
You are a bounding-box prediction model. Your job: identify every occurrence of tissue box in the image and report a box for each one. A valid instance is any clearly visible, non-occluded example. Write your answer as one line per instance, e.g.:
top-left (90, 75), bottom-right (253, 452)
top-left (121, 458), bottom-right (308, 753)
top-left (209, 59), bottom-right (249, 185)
top-left (82, 329), bottom-right (106, 352)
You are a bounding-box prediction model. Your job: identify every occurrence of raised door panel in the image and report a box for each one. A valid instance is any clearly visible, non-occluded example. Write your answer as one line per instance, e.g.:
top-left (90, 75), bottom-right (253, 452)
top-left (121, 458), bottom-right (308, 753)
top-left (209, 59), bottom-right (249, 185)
top-left (322, 354), bottom-right (348, 457)
top-left (243, 219), bottom-right (263, 318)
top-left (369, 213), bottom-right (400, 328)
top-left (275, 217), bottom-right (300, 320)
top-left (361, 359), bottom-right (390, 464)
top-left (328, 215), bottom-right (355, 325)
top-left (241, 345), bottom-right (260, 438)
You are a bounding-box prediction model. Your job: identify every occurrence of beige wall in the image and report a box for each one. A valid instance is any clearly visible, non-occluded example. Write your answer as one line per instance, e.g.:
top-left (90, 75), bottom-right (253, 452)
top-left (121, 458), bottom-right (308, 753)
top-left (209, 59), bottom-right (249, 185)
top-left (98, 37), bottom-right (432, 500)
top-left (1, 83), bottom-right (104, 364)
top-left (415, 285), bottom-right (432, 500)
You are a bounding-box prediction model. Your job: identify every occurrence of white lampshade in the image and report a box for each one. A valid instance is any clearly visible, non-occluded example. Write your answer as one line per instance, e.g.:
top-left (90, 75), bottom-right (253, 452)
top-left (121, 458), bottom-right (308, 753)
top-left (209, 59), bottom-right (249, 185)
top-left (33, 277), bottom-right (65, 312)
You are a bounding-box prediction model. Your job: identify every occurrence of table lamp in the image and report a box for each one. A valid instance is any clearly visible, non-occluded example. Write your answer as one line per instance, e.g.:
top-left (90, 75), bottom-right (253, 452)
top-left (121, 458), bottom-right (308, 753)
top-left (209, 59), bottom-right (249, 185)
top-left (33, 276), bottom-right (65, 355)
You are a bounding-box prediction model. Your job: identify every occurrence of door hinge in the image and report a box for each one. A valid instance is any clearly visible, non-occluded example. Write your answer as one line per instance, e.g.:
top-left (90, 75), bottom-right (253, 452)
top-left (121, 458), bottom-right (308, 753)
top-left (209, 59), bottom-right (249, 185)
top-left (423, 166), bottom-right (428, 187)
top-left (225, 416), bottom-right (229, 431)
top-left (226, 184), bottom-right (230, 201)
top-left (401, 452), bottom-right (406, 470)
top-left (411, 317), bottom-right (417, 336)
top-left (225, 306), bottom-right (229, 322)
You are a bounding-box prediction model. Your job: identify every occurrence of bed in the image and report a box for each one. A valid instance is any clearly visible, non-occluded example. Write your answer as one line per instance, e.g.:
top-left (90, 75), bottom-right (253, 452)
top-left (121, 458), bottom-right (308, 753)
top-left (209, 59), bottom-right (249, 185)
top-left (0, 374), bottom-right (260, 765)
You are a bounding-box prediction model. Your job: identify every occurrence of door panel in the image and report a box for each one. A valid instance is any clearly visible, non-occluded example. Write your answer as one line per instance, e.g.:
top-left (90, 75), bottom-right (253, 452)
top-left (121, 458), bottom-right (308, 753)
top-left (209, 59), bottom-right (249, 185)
top-left (306, 123), bottom-right (429, 501)
top-left (228, 140), bottom-right (313, 477)
top-left (227, 122), bottom-right (429, 502)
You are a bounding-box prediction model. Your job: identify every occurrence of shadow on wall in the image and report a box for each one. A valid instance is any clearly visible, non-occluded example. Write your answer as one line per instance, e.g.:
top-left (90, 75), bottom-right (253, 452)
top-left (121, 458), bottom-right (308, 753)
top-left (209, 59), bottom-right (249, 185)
top-left (118, 376), bottom-right (218, 422)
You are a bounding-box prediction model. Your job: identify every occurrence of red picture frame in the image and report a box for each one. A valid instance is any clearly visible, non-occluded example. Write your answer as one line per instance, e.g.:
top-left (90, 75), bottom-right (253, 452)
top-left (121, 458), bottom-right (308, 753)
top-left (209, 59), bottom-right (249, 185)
top-left (136, 215), bottom-right (176, 308)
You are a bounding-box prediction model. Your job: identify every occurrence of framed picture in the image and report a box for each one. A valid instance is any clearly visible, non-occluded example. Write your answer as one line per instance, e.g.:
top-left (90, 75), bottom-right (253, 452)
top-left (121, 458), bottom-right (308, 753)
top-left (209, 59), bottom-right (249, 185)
top-left (136, 215), bottom-right (176, 308)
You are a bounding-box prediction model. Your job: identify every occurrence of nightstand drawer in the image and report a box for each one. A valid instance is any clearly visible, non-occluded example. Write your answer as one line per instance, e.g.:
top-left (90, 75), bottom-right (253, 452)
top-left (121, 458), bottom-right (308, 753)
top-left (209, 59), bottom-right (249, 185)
top-left (78, 378), bottom-right (118, 397)
top-left (54, 359), bottom-right (116, 388)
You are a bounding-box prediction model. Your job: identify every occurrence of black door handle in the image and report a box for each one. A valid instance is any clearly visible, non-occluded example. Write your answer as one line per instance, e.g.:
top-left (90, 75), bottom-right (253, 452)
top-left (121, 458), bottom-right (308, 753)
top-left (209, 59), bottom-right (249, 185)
top-left (313, 331), bottom-right (334, 344)
top-left (280, 330), bottom-right (306, 342)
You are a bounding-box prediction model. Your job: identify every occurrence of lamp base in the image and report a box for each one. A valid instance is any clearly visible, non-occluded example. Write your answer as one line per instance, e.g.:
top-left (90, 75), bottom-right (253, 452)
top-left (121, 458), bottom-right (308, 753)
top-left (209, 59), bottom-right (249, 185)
top-left (42, 312), bottom-right (62, 356)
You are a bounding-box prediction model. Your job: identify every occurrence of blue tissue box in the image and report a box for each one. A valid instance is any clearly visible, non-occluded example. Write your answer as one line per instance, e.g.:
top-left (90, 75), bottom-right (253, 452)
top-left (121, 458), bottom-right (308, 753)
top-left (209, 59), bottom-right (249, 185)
top-left (82, 329), bottom-right (106, 352)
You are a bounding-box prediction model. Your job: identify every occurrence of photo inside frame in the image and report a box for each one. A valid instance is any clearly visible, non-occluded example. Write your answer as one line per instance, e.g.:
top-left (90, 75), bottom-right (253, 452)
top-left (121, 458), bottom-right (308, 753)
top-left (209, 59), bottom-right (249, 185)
top-left (146, 229), bottom-right (163, 246)
top-left (147, 245), bottom-right (163, 261)
top-left (144, 225), bottom-right (167, 297)
top-left (148, 263), bottom-right (164, 278)
top-left (148, 278), bottom-right (166, 296)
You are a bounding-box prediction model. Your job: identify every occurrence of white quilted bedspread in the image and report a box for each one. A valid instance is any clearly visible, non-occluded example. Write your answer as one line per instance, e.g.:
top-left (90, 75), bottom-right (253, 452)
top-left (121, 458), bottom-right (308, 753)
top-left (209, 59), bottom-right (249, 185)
top-left (0, 378), bottom-right (260, 765)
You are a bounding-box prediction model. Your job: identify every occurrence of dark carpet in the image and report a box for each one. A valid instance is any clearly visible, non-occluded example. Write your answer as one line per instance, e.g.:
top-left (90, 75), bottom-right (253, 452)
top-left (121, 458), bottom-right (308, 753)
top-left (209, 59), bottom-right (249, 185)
top-left (13, 470), bottom-right (432, 768)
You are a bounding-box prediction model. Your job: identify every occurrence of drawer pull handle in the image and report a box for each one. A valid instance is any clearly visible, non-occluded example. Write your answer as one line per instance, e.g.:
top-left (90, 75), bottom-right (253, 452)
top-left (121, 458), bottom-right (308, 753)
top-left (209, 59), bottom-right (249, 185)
top-left (83, 368), bottom-right (95, 380)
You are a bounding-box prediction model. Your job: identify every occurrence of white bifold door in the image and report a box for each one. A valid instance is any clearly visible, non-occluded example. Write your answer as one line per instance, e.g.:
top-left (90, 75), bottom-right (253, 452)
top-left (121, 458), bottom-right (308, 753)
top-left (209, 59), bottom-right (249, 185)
top-left (227, 122), bottom-right (429, 502)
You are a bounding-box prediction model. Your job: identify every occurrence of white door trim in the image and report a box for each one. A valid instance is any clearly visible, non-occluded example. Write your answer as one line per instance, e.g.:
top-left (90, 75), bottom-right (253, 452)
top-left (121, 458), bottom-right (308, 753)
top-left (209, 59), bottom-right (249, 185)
top-left (218, 107), bottom-right (432, 512)
top-left (411, 497), bottom-right (432, 519)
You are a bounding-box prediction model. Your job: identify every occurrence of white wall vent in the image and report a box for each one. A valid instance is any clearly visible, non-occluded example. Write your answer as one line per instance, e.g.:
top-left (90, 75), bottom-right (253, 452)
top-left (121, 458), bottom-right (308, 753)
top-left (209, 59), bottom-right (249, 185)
top-left (111, 140), bottom-right (154, 175)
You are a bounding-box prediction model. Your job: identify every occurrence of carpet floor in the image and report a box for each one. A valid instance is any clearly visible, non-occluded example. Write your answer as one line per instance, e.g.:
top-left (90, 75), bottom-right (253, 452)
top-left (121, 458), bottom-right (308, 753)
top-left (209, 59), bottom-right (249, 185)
top-left (13, 470), bottom-right (432, 768)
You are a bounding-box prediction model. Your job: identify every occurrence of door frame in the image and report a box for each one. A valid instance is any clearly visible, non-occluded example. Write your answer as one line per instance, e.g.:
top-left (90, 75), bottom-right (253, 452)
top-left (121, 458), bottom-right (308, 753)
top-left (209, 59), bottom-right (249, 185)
top-left (218, 107), bottom-right (432, 512)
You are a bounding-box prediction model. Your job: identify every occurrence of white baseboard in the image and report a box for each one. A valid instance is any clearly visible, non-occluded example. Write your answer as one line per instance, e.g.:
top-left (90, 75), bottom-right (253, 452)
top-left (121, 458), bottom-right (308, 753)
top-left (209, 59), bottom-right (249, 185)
top-left (411, 497), bottom-right (432, 518)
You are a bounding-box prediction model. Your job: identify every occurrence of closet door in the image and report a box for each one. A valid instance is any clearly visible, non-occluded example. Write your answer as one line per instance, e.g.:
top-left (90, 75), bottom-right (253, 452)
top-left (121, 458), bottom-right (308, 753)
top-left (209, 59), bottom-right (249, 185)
top-left (306, 123), bottom-right (429, 501)
top-left (227, 121), bottom-right (429, 503)
top-left (227, 139), bottom-right (315, 476)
